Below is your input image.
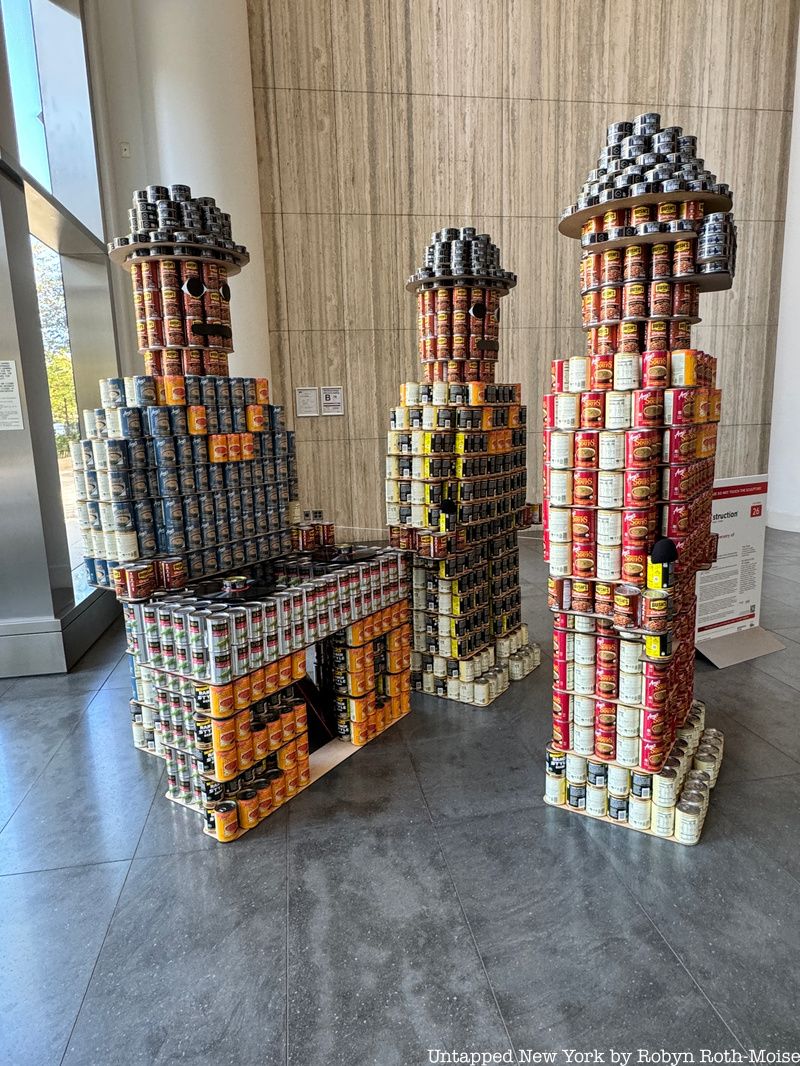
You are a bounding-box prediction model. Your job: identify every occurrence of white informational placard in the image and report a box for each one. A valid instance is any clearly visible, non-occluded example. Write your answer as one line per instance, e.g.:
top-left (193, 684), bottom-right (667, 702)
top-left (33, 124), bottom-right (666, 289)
top-left (294, 387), bottom-right (319, 418)
top-left (320, 386), bottom-right (344, 416)
top-left (694, 476), bottom-right (784, 667)
top-left (0, 360), bottom-right (24, 430)
top-left (696, 476), bottom-right (767, 639)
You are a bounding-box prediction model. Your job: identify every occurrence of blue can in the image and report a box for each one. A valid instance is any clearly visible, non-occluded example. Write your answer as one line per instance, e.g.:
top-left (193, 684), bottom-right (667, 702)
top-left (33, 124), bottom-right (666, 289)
top-left (107, 470), bottom-right (131, 501)
top-left (84, 557), bottom-right (98, 584)
top-left (174, 435), bottom-right (193, 465)
top-left (85, 500), bottom-right (102, 529)
top-left (133, 375), bottom-right (157, 407)
top-left (127, 470), bottom-right (149, 500)
top-left (137, 525), bottom-right (157, 555)
top-left (217, 545), bottom-right (233, 571)
top-left (182, 494), bottom-right (200, 523)
top-left (93, 408), bottom-right (107, 437)
top-left (79, 439), bottom-right (95, 469)
top-left (200, 376), bottom-right (217, 406)
top-left (240, 464), bottom-right (253, 488)
top-left (212, 490), bottom-right (228, 517)
top-left (232, 543), bottom-right (246, 568)
top-left (256, 535), bottom-right (269, 556)
top-left (184, 375), bottom-right (202, 406)
top-left (197, 492), bottom-right (214, 522)
top-left (201, 548), bottom-right (217, 573)
top-left (153, 436), bottom-right (177, 466)
top-left (105, 438), bottom-right (129, 469)
top-left (215, 378), bottom-right (231, 405)
top-left (244, 539), bottom-right (258, 564)
top-left (200, 520), bottom-right (217, 545)
top-left (232, 407), bottom-right (247, 433)
top-left (94, 558), bottom-right (109, 586)
top-left (217, 408), bottom-right (233, 434)
top-left (118, 407), bottom-right (144, 438)
top-left (240, 490), bottom-right (253, 516)
top-left (205, 407), bottom-right (219, 435)
top-left (187, 551), bottom-right (204, 579)
top-left (243, 515), bottom-right (256, 538)
top-left (111, 501), bottom-right (135, 531)
top-left (230, 515), bottom-right (244, 540)
top-left (229, 378), bottom-right (245, 406)
top-left (190, 436), bottom-right (207, 464)
top-left (195, 464), bottom-right (210, 492)
top-left (227, 490), bottom-right (242, 515)
top-left (169, 406), bottom-right (188, 435)
top-left (134, 499), bottom-right (155, 529)
top-left (216, 517), bottom-right (230, 542)
top-left (146, 469), bottom-right (160, 497)
top-left (100, 377), bottom-right (126, 407)
top-left (164, 526), bottom-right (187, 553)
top-left (224, 466), bottom-right (240, 491)
top-left (157, 466), bottom-right (180, 497)
top-left (252, 485), bottom-right (265, 510)
top-left (243, 378), bottom-right (257, 405)
top-left (251, 433), bottom-right (263, 457)
top-left (178, 466), bottom-right (196, 495)
top-left (208, 465), bottom-right (224, 491)
top-left (147, 406), bottom-right (172, 437)
top-left (185, 523), bottom-right (203, 550)
top-left (84, 470), bottom-right (99, 500)
top-left (160, 497), bottom-right (184, 528)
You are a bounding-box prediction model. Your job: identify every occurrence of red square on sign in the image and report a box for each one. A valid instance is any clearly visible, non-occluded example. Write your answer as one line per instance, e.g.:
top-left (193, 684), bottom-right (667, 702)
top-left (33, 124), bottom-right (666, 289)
top-left (751, 504), bottom-right (763, 517)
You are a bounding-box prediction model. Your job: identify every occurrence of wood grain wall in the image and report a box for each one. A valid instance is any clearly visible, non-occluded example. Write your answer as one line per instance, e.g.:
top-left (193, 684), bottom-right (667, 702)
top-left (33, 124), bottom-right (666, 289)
top-left (246, 0), bottom-right (798, 537)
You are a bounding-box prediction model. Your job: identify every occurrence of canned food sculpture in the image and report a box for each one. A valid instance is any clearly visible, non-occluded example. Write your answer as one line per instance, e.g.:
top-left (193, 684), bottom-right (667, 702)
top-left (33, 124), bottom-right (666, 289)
top-left (390, 228), bottom-right (541, 704)
top-left (544, 114), bottom-right (731, 843)
top-left (69, 183), bottom-right (299, 595)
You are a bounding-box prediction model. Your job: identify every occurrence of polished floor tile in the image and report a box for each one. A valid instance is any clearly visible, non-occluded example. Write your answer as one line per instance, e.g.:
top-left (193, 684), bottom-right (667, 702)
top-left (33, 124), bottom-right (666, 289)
top-left (437, 805), bottom-right (736, 1051)
top-left (1, 860), bottom-right (129, 1066)
top-left (62, 844), bottom-right (287, 1066)
top-left (587, 810), bottom-right (800, 1047)
top-left (286, 822), bottom-right (510, 1065)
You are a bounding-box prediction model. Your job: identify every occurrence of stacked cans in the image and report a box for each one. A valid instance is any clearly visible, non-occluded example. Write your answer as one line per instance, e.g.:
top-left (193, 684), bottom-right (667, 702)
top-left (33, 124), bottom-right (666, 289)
top-left (544, 699), bottom-right (724, 844)
top-left (389, 227), bottom-right (539, 704)
top-left (561, 113), bottom-right (731, 214)
top-left (545, 118), bottom-right (733, 844)
top-left (70, 380), bottom-right (296, 594)
top-left (111, 184), bottom-right (242, 257)
top-left (319, 608), bottom-right (413, 745)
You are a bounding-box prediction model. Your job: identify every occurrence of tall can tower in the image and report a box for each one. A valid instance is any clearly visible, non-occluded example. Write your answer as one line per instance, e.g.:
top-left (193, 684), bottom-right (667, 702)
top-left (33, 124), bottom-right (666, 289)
top-left (387, 228), bottom-right (540, 706)
top-left (543, 114), bottom-right (736, 842)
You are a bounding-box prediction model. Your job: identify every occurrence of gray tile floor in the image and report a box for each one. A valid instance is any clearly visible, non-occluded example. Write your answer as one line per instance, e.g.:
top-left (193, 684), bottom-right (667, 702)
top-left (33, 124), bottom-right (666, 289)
top-left (2, 532), bottom-right (799, 1065)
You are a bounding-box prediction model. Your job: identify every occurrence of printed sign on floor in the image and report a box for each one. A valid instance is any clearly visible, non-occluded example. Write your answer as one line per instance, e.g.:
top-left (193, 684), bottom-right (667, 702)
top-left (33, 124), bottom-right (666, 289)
top-left (696, 476), bottom-right (768, 642)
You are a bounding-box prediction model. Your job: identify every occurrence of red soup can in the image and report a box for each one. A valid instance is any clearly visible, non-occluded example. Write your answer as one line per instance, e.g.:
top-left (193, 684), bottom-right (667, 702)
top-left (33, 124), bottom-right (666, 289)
top-left (641, 350), bottom-right (669, 388)
top-left (632, 388), bottom-right (664, 428)
top-left (580, 391), bottom-right (605, 429)
top-left (573, 430), bottom-right (599, 468)
top-left (573, 470), bottom-right (598, 507)
top-left (622, 507), bottom-right (651, 547)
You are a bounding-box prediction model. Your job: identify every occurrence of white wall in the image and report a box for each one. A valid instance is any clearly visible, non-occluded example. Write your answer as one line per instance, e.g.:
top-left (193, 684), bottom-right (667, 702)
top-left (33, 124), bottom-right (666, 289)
top-left (84, 0), bottom-right (270, 378)
top-left (768, 47), bottom-right (800, 531)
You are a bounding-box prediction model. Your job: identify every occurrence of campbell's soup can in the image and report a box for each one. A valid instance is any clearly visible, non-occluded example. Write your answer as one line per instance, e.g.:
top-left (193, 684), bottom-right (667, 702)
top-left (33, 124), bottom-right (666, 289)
top-left (604, 391), bottom-right (631, 429)
top-left (573, 431), bottom-right (598, 468)
top-left (598, 431), bottom-right (624, 469)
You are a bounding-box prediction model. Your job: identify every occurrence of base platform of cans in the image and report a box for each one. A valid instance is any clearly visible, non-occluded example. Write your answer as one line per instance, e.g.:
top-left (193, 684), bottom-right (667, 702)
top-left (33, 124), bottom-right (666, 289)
top-left (543, 114), bottom-right (734, 843)
top-left (387, 227), bottom-right (540, 705)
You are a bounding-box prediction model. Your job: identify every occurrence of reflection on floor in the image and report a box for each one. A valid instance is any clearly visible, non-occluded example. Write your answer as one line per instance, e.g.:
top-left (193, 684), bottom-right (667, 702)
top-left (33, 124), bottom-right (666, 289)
top-left (2, 531), bottom-right (800, 1064)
